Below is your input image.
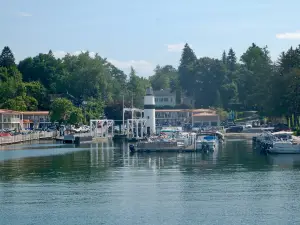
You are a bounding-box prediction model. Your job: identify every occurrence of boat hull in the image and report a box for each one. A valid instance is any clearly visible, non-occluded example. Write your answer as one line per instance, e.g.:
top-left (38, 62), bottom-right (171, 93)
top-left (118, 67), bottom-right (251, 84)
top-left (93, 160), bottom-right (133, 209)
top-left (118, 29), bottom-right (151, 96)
top-left (268, 142), bottom-right (300, 154)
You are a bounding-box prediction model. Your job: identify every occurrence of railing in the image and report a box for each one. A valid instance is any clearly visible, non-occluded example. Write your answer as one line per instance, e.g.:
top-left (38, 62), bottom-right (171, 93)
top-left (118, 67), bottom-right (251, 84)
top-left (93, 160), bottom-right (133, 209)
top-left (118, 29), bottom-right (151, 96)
top-left (9, 118), bottom-right (21, 123)
top-left (0, 131), bottom-right (57, 145)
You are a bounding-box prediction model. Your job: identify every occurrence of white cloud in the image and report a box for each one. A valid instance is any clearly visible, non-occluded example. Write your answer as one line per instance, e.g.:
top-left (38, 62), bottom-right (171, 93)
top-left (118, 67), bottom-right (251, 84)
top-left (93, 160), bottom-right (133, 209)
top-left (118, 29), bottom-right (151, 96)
top-left (276, 31), bottom-right (300, 40)
top-left (107, 59), bottom-right (154, 77)
top-left (52, 50), bottom-right (96, 58)
top-left (166, 43), bottom-right (186, 52)
top-left (17, 12), bottom-right (32, 17)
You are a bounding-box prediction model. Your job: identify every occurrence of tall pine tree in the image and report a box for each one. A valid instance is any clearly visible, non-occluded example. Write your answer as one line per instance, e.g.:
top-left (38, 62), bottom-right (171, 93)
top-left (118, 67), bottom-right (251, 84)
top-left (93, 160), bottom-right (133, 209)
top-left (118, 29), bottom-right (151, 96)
top-left (227, 48), bottom-right (236, 72)
top-left (178, 43), bottom-right (197, 97)
top-left (0, 46), bottom-right (15, 68)
top-left (222, 50), bottom-right (227, 65)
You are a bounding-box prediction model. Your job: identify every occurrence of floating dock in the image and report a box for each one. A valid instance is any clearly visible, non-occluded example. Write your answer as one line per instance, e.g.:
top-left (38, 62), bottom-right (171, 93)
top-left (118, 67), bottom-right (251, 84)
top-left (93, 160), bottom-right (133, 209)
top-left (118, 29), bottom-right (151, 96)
top-left (56, 134), bottom-right (93, 144)
top-left (129, 143), bottom-right (196, 152)
top-left (131, 142), bottom-right (196, 153)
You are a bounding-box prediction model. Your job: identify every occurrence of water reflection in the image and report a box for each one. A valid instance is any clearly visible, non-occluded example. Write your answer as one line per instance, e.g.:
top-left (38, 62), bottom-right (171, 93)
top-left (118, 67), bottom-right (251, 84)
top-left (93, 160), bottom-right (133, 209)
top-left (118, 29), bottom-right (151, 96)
top-left (267, 154), bottom-right (300, 169)
top-left (2, 140), bottom-right (300, 225)
top-left (3, 140), bottom-right (300, 183)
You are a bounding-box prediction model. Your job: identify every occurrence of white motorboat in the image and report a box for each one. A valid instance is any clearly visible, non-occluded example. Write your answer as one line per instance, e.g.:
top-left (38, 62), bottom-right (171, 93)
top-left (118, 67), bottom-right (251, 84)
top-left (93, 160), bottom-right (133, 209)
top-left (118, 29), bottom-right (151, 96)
top-left (268, 141), bottom-right (300, 154)
top-left (196, 134), bottom-right (218, 152)
top-left (262, 131), bottom-right (300, 154)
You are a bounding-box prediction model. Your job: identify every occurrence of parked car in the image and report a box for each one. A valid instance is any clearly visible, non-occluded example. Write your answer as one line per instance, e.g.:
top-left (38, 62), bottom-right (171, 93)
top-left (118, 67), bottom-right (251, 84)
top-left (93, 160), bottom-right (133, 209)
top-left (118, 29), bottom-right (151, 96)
top-left (225, 125), bottom-right (243, 133)
top-left (273, 123), bottom-right (290, 132)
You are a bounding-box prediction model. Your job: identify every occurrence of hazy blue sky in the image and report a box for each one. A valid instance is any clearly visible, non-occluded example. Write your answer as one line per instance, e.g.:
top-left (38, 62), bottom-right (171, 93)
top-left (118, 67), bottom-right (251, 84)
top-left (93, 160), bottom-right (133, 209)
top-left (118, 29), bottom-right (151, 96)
top-left (1, 0), bottom-right (300, 76)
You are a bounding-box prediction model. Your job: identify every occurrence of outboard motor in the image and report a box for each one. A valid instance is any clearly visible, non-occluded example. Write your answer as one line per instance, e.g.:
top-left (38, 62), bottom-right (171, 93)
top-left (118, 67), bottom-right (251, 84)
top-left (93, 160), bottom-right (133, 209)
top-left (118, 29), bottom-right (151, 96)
top-left (201, 143), bottom-right (209, 152)
top-left (129, 144), bottom-right (135, 153)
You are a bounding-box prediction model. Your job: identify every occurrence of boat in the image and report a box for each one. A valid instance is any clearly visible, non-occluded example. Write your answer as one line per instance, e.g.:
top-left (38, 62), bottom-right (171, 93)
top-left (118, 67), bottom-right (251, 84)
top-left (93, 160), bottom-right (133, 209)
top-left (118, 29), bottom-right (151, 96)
top-left (268, 141), bottom-right (300, 154)
top-left (195, 132), bottom-right (219, 152)
top-left (254, 131), bottom-right (300, 154)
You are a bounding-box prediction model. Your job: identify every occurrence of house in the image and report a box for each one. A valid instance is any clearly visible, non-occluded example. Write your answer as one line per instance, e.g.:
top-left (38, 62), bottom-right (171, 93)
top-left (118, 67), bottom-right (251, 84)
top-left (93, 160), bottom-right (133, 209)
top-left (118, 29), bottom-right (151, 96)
top-left (155, 108), bottom-right (220, 127)
top-left (153, 89), bottom-right (176, 107)
top-left (153, 89), bottom-right (195, 108)
top-left (192, 110), bottom-right (220, 127)
top-left (0, 109), bottom-right (22, 130)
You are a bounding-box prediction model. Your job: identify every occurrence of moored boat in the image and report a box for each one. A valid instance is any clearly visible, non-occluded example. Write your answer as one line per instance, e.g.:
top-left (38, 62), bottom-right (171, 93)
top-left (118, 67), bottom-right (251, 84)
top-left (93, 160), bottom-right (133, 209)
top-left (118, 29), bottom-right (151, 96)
top-left (195, 131), bottom-right (221, 152)
top-left (268, 141), bottom-right (300, 154)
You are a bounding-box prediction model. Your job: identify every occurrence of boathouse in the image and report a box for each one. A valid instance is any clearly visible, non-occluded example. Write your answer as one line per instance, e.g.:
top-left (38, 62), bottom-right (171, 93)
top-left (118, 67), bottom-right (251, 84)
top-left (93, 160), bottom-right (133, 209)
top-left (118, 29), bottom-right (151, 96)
top-left (155, 108), bottom-right (220, 127)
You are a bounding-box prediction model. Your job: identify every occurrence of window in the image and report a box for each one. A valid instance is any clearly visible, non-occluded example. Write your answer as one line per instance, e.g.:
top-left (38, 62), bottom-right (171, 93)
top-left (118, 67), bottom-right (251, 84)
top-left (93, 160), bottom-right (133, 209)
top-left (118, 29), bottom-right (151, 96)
top-left (160, 98), bottom-right (163, 102)
top-left (164, 98), bottom-right (168, 102)
top-left (155, 98), bottom-right (158, 102)
top-left (211, 122), bottom-right (218, 126)
top-left (170, 98), bottom-right (173, 102)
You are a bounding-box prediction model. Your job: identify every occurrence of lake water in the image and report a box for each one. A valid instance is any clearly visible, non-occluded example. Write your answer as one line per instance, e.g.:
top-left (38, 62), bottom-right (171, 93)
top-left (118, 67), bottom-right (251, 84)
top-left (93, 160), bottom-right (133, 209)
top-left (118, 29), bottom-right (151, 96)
top-left (1, 139), bottom-right (300, 225)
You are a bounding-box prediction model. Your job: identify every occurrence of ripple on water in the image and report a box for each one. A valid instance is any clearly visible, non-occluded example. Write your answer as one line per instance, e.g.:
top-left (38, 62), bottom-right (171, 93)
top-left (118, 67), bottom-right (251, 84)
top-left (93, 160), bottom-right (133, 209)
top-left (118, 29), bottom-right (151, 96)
top-left (1, 141), bottom-right (300, 225)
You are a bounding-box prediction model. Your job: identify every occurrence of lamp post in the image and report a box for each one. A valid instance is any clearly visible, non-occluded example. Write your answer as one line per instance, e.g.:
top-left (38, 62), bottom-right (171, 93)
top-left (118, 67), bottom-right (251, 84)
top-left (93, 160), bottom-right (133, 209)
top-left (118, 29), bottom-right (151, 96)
top-left (82, 101), bottom-right (87, 124)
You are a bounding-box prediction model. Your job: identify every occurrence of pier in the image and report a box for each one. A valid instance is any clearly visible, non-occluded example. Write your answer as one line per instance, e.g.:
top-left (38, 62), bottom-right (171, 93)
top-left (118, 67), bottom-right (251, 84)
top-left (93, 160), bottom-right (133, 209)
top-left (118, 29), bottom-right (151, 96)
top-left (0, 131), bottom-right (56, 145)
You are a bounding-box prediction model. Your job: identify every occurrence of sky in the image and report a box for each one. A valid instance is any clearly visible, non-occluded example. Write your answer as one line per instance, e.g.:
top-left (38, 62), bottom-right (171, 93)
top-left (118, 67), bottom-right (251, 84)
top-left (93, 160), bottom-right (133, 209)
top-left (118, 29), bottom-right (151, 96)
top-left (1, 0), bottom-right (300, 77)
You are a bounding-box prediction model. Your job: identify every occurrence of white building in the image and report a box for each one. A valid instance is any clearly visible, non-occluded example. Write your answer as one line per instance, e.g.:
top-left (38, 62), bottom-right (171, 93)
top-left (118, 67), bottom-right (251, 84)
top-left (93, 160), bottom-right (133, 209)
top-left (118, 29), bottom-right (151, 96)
top-left (155, 109), bottom-right (220, 127)
top-left (144, 87), bottom-right (156, 135)
top-left (0, 109), bottom-right (22, 130)
top-left (22, 111), bottom-right (51, 129)
top-left (0, 109), bottom-right (51, 130)
top-left (153, 89), bottom-right (176, 107)
top-left (153, 89), bottom-right (195, 108)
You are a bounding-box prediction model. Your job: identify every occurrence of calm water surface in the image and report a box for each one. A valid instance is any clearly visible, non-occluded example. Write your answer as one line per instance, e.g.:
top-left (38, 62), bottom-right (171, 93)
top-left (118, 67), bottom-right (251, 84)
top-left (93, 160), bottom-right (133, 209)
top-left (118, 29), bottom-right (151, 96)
top-left (1, 139), bottom-right (300, 225)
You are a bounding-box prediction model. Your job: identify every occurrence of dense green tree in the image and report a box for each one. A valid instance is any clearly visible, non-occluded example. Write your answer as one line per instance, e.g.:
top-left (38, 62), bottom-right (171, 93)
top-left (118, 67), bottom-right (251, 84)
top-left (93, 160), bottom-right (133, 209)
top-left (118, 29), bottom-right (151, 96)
top-left (222, 50), bottom-right (227, 65)
top-left (24, 81), bottom-right (48, 110)
top-left (227, 48), bottom-right (236, 72)
top-left (68, 107), bottom-right (84, 125)
top-left (50, 98), bottom-right (74, 124)
top-left (127, 67), bottom-right (150, 108)
top-left (194, 57), bottom-right (226, 107)
top-left (2, 96), bottom-right (27, 111)
top-left (0, 46), bottom-right (15, 68)
top-left (178, 43), bottom-right (198, 97)
top-left (2, 43), bottom-right (300, 126)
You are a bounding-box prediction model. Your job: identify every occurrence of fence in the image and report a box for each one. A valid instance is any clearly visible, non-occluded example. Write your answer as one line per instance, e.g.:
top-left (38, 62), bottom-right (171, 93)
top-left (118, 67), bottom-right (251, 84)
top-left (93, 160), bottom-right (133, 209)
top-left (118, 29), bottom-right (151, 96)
top-left (0, 131), bottom-right (57, 145)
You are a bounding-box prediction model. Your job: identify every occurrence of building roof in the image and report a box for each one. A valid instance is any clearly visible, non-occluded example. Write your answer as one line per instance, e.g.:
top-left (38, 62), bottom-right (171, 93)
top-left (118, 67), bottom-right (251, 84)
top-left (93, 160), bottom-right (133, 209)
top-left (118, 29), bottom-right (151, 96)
top-left (0, 109), bottom-right (21, 114)
top-left (0, 109), bottom-right (49, 115)
top-left (22, 111), bottom-right (49, 115)
top-left (153, 89), bottom-right (175, 97)
top-left (155, 108), bottom-right (216, 113)
top-left (193, 112), bottom-right (218, 117)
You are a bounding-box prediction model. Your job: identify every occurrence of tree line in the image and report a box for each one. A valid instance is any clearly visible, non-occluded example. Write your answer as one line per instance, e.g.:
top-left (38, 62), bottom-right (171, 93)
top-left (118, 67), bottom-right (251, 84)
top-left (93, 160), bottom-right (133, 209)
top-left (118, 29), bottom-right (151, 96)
top-left (0, 43), bottom-right (299, 125)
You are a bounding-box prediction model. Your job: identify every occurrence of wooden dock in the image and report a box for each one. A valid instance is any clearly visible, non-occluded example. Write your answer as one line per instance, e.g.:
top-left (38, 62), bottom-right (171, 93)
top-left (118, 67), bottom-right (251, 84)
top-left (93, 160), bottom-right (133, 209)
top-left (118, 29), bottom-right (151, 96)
top-left (0, 131), bottom-right (56, 146)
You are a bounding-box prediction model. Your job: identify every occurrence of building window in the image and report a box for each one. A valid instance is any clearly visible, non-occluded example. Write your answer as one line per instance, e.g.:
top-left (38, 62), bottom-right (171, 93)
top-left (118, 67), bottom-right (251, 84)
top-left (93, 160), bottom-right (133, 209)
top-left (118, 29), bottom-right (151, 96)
top-left (155, 98), bottom-right (158, 102)
top-left (164, 98), bottom-right (168, 102)
top-left (160, 98), bottom-right (164, 102)
top-left (211, 122), bottom-right (218, 126)
top-left (170, 98), bottom-right (173, 102)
